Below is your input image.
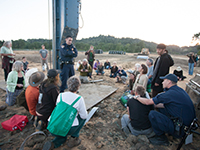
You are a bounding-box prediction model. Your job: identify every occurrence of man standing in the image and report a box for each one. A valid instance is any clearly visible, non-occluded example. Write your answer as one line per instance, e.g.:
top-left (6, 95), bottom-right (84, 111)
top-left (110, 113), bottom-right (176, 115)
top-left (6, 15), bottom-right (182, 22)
top-left (39, 45), bottom-right (49, 71)
top-left (134, 74), bottom-right (196, 145)
top-left (146, 58), bottom-right (154, 84)
top-left (85, 45), bottom-right (95, 69)
top-left (59, 35), bottom-right (78, 92)
top-left (151, 44), bottom-right (174, 97)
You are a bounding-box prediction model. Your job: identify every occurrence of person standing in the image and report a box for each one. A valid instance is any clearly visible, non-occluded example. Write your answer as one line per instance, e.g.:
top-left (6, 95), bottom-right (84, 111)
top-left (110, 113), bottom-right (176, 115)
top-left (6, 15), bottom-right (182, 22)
top-left (1, 41), bottom-right (15, 81)
top-left (59, 35), bottom-right (78, 92)
top-left (151, 44), bottom-right (174, 97)
top-left (146, 58), bottom-right (154, 84)
top-left (85, 45), bottom-right (95, 69)
top-left (39, 45), bottom-right (49, 71)
top-left (187, 52), bottom-right (196, 75)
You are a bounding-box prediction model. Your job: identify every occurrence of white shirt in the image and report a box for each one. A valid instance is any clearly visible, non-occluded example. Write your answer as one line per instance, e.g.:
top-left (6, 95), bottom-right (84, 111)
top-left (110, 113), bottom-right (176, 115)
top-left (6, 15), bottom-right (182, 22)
top-left (56, 92), bottom-right (88, 126)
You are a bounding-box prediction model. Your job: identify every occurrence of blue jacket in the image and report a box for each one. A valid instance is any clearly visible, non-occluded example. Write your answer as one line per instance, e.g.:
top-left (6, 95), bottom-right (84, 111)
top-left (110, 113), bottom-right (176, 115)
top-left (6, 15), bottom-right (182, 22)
top-left (59, 43), bottom-right (78, 62)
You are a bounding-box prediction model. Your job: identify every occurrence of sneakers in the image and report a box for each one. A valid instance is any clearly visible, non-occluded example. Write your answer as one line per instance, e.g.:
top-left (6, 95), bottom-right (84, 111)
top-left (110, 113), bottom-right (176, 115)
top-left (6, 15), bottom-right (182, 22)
top-left (149, 134), bottom-right (169, 146)
top-left (36, 120), bottom-right (43, 132)
top-left (66, 137), bottom-right (81, 148)
top-left (42, 141), bottom-right (54, 150)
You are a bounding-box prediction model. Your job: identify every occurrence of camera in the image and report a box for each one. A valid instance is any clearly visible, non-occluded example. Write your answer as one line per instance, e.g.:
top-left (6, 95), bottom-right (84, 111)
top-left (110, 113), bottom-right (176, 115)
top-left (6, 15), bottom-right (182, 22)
top-left (83, 69), bottom-right (85, 71)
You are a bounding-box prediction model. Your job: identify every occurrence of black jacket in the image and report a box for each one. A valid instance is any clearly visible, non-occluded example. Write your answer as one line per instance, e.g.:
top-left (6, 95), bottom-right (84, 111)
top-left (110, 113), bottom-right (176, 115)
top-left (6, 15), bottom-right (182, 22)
top-left (36, 81), bottom-right (59, 121)
top-left (151, 53), bottom-right (174, 92)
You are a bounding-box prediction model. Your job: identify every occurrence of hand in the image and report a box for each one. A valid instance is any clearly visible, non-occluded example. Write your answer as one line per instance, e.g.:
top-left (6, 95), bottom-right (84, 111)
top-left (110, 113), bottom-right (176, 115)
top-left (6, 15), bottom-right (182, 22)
top-left (85, 69), bottom-right (88, 72)
top-left (12, 53), bottom-right (16, 56)
top-left (155, 83), bottom-right (159, 86)
top-left (17, 84), bottom-right (23, 87)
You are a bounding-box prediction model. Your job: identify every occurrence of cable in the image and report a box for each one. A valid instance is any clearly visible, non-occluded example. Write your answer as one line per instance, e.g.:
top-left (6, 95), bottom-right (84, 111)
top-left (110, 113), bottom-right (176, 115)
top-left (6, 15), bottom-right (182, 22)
top-left (79, 0), bottom-right (84, 29)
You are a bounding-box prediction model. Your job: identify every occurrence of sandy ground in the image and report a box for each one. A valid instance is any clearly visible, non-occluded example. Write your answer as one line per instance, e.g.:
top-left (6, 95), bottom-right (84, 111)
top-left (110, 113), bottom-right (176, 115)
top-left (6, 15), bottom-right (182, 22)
top-left (0, 51), bottom-right (200, 150)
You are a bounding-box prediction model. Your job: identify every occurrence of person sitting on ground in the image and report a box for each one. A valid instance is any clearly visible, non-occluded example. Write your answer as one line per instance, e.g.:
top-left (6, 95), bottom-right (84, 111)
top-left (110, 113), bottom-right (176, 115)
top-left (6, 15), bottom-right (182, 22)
top-left (146, 58), bottom-right (154, 84)
top-left (35, 69), bottom-right (60, 131)
top-left (116, 66), bottom-right (128, 84)
top-left (173, 66), bottom-right (186, 81)
top-left (133, 74), bottom-right (196, 145)
top-left (93, 59), bottom-right (100, 70)
top-left (25, 71), bottom-right (45, 122)
top-left (128, 63), bottom-right (141, 90)
top-left (76, 60), bottom-right (81, 71)
top-left (104, 60), bottom-right (111, 69)
top-left (121, 85), bottom-right (154, 137)
top-left (132, 64), bottom-right (148, 94)
top-left (78, 59), bottom-right (92, 83)
top-left (110, 62), bottom-right (118, 78)
top-left (96, 62), bottom-right (105, 75)
top-left (22, 56), bottom-right (29, 73)
top-left (6, 61), bottom-right (25, 106)
top-left (43, 76), bottom-right (87, 149)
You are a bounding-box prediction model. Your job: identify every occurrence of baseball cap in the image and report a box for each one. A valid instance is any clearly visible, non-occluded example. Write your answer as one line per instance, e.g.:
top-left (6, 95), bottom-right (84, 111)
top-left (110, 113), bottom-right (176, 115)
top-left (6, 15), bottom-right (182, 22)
top-left (160, 74), bottom-right (178, 83)
top-left (47, 69), bottom-right (60, 78)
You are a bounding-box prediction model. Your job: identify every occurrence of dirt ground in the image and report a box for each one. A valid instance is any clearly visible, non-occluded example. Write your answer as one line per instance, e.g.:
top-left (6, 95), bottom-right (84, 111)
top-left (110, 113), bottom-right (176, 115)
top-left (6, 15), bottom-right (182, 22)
top-left (0, 51), bottom-right (200, 150)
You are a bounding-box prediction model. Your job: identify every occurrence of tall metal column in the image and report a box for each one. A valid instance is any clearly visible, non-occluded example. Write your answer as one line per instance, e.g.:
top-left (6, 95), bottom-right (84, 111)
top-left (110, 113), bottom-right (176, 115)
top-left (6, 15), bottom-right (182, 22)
top-left (52, 0), bottom-right (80, 69)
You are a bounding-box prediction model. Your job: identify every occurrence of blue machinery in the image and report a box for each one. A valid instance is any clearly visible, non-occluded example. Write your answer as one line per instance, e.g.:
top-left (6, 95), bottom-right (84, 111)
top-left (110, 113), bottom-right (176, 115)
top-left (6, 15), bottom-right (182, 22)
top-left (52, 0), bottom-right (81, 69)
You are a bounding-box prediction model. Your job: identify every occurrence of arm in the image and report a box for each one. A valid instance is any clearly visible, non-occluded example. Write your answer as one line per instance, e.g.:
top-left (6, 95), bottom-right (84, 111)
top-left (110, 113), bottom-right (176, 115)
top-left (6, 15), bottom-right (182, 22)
top-left (134, 96), bottom-right (154, 105)
top-left (154, 103), bottom-right (165, 108)
top-left (142, 75), bottom-right (148, 90)
top-left (77, 97), bottom-right (88, 119)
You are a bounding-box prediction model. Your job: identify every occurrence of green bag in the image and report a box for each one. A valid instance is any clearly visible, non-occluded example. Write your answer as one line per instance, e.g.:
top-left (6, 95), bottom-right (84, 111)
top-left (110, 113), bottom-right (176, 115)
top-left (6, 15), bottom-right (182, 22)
top-left (47, 93), bottom-right (81, 137)
top-left (119, 90), bottom-right (133, 108)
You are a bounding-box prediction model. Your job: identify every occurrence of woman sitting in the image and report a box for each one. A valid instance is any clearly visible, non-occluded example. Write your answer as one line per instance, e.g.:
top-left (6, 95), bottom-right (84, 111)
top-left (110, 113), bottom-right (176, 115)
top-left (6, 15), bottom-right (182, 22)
top-left (96, 62), bottom-right (105, 75)
top-left (131, 64), bottom-right (148, 94)
top-left (93, 59), bottom-right (100, 70)
top-left (78, 59), bottom-right (92, 83)
top-left (43, 76), bottom-right (87, 149)
top-left (35, 69), bottom-right (60, 131)
top-left (6, 61), bottom-right (25, 106)
top-left (173, 66), bottom-right (186, 81)
top-left (110, 62), bottom-right (118, 78)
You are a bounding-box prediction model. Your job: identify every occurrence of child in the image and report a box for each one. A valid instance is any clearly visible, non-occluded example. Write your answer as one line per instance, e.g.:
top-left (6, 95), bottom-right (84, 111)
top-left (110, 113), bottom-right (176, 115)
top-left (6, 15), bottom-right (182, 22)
top-left (22, 56), bottom-right (29, 73)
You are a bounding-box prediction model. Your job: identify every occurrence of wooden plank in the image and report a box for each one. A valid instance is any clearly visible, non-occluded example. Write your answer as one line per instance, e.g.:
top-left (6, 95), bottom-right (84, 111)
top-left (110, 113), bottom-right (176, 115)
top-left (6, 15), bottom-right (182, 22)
top-left (0, 80), bottom-right (6, 91)
top-left (78, 84), bottom-right (117, 110)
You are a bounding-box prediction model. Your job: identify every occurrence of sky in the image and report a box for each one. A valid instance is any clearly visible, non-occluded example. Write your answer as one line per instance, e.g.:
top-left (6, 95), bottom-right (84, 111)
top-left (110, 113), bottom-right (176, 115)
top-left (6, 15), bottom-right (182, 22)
top-left (0, 0), bottom-right (200, 47)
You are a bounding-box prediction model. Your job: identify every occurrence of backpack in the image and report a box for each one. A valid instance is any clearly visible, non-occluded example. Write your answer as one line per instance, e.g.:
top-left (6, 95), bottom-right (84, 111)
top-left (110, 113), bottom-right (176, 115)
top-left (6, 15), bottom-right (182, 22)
top-left (47, 93), bottom-right (81, 137)
top-left (16, 88), bottom-right (29, 111)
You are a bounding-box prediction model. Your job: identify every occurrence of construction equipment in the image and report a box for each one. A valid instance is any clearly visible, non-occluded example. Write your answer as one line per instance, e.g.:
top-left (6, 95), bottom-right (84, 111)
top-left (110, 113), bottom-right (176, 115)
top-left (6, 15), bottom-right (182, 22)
top-left (52, 0), bottom-right (81, 69)
top-left (185, 73), bottom-right (200, 121)
top-left (138, 48), bottom-right (150, 56)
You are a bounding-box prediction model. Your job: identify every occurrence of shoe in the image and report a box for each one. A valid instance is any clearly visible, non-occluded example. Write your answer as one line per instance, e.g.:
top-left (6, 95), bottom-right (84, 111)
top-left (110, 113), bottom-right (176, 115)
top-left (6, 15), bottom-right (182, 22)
top-left (36, 120), bottom-right (43, 132)
top-left (33, 116), bottom-right (38, 128)
top-left (149, 134), bottom-right (169, 146)
top-left (0, 105), bottom-right (7, 111)
top-left (42, 141), bottom-right (54, 150)
top-left (67, 137), bottom-right (81, 148)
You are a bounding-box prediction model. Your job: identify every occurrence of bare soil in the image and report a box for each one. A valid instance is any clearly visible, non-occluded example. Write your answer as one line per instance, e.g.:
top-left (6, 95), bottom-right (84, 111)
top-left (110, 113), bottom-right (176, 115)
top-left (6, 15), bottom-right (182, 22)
top-left (0, 51), bottom-right (200, 150)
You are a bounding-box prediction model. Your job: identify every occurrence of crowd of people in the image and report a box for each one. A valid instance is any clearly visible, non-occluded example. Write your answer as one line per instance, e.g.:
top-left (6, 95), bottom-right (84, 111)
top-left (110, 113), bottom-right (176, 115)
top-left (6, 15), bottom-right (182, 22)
top-left (0, 38), bottom-right (198, 149)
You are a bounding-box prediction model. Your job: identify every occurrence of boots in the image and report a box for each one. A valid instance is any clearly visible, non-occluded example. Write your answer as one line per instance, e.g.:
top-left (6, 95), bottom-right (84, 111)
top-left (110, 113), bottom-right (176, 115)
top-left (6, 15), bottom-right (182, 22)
top-left (67, 137), bottom-right (81, 148)
top-left (36, 120), bottom-right (43, 132)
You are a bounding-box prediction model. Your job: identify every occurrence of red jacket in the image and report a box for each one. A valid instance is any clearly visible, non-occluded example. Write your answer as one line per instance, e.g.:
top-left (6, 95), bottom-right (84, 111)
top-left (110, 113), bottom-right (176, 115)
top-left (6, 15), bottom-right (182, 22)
top-left (25, 85), bottom-right (39, 116)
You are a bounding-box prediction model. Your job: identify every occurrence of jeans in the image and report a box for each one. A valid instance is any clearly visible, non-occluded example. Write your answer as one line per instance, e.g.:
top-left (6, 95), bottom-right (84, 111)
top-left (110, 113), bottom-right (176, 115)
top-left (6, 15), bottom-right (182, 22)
top-left (121, 114), bottom-right (154, 137)
top-left (95, 70), bottom-right (104, 75)
top-left (188, 63), bottom-right (194, 75)
top-left (52, 115), bottom-right (86, 148)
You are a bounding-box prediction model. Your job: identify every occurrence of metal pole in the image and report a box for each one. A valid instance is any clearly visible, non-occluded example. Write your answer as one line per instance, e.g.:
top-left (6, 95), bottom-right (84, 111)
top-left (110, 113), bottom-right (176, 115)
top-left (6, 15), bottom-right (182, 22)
top-left (48, 0), bottom-right (51, 69)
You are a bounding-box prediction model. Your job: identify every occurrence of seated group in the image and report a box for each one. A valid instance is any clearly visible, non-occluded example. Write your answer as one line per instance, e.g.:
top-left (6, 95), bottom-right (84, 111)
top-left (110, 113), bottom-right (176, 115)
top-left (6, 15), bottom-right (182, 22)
top-left (5, 60), bottom-right (195, 148)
